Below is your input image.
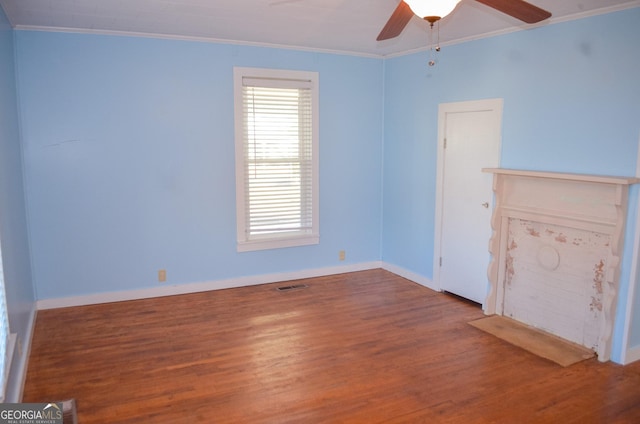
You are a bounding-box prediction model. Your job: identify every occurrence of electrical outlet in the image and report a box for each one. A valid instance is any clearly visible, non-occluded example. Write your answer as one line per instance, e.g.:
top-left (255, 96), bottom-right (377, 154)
top-left (339, 250), bottom-right (346, 261)
top-left (158, 269), bottom-right (167, 282)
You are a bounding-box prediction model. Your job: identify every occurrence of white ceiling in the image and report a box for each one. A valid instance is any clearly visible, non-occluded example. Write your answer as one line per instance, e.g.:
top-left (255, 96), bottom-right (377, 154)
top-left (0, 0), bottom-right (638, 56)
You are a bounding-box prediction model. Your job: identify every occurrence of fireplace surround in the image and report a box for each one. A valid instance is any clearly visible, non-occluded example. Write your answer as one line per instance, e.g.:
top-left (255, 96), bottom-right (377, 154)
top-left (483, 168), bottom-right (639, 361)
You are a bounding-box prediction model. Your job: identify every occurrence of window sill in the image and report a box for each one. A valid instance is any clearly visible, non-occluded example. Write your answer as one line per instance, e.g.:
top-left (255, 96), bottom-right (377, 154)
top-left (237, 234), bottom-right (319, 252)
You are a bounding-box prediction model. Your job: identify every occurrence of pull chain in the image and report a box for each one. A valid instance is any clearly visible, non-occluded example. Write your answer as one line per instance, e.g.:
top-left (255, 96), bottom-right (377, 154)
top-left (428, 21), bottom-right (441, 67)
top-left (428, 22), bottom-right (435, 66)
top-left (436, 19), bottom-right (441, 53)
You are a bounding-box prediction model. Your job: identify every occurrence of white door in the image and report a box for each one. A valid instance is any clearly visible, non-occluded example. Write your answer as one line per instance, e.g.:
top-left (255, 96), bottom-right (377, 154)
top-left (434, 99), bottom-right (503, 305)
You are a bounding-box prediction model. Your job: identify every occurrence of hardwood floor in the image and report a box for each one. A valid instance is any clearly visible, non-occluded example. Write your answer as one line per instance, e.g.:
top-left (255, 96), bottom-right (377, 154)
top-left (23, 269), bottom-right (640, 423)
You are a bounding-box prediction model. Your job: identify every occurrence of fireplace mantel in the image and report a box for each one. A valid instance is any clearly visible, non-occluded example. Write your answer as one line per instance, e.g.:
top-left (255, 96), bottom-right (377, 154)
top-left (482, 168), bottom-right (639, 361)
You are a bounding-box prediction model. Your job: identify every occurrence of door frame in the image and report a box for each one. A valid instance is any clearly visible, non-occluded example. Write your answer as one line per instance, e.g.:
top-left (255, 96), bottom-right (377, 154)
top-left (432, 98), bottom-right (503, 304)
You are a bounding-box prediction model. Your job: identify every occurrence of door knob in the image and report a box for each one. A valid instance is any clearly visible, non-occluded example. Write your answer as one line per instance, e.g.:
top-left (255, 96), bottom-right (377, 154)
top-left (482, 202), bottom-right (489, 208)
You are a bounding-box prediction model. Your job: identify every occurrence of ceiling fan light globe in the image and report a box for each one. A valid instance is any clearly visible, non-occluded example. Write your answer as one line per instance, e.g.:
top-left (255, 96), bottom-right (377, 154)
top-left (405, 0), bottom-right (461, 20)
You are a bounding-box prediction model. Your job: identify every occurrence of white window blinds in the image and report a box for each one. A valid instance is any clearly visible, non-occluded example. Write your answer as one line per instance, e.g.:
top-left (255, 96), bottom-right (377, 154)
top-left (234, 68), bottom-right (319, 252)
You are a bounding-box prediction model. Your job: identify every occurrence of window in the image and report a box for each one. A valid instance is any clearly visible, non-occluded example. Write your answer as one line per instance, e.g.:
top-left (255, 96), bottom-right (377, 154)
top-left (234, 67), bottom-right (319, 252)
top-left (0, 247), bottom-right (10, 402)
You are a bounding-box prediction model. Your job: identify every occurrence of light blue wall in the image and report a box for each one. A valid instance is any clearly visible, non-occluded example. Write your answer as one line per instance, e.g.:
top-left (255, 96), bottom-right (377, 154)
top-left (8, 6), bottom-right (640, 364)
top-left (382, 9), bottom-right (640, 362)
top-left (0, 6), bottom-right (36, 401)
top-left (15, 32), bottom-right (385, 300)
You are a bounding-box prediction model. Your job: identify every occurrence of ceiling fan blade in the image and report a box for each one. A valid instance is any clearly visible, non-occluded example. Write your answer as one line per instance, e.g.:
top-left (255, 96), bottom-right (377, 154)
top-left (377, 1), bottom-right (415, 41)
top-left (475, 0), bottom-right (551, 24)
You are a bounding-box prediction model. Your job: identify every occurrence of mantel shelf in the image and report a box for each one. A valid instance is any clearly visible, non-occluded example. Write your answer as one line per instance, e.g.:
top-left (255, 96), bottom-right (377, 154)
top-left (482, 168), bottom-right (640, 186)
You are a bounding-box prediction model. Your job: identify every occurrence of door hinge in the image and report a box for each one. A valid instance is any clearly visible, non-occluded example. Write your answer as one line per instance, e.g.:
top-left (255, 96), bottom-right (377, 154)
top-left (443, 138), bottom-right (447, 149)
top-left (439, 257), bottom-right (442, 267)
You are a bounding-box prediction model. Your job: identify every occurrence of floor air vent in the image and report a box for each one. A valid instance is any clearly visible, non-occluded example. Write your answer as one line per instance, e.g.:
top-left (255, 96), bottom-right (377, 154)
top-left (276, 284), bottom-right (308, 292)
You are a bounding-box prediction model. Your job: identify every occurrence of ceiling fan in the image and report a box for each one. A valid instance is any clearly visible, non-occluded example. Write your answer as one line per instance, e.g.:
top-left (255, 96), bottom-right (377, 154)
top-left (377, 0), bottom-right (552, 41)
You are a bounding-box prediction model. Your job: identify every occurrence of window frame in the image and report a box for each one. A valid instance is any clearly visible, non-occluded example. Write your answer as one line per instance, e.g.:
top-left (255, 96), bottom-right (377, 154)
top-left (0, 246), bottom-right (10, 402)
top-left (233, 67), bottom-right (320, 252)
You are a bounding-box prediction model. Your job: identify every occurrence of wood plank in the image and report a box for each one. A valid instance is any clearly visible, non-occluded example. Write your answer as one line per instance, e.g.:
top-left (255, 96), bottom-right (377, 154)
top-left (469, 315), bottom-right (595, 366)
top-left (22, 269), bottom-right (640, 423)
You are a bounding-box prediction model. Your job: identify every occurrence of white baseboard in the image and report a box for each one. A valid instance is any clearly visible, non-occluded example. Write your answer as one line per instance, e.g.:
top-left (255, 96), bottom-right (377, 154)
top-left (33, 261), bottom-right (640, 366)
top-left (623, 345), bottom-right (640, 365)
top-left (37, 261), bottom-right (384, 310)
top-left (5, 306), bottom-right (37, 402)
top-left (381, 262), bottom-right (438, 292)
